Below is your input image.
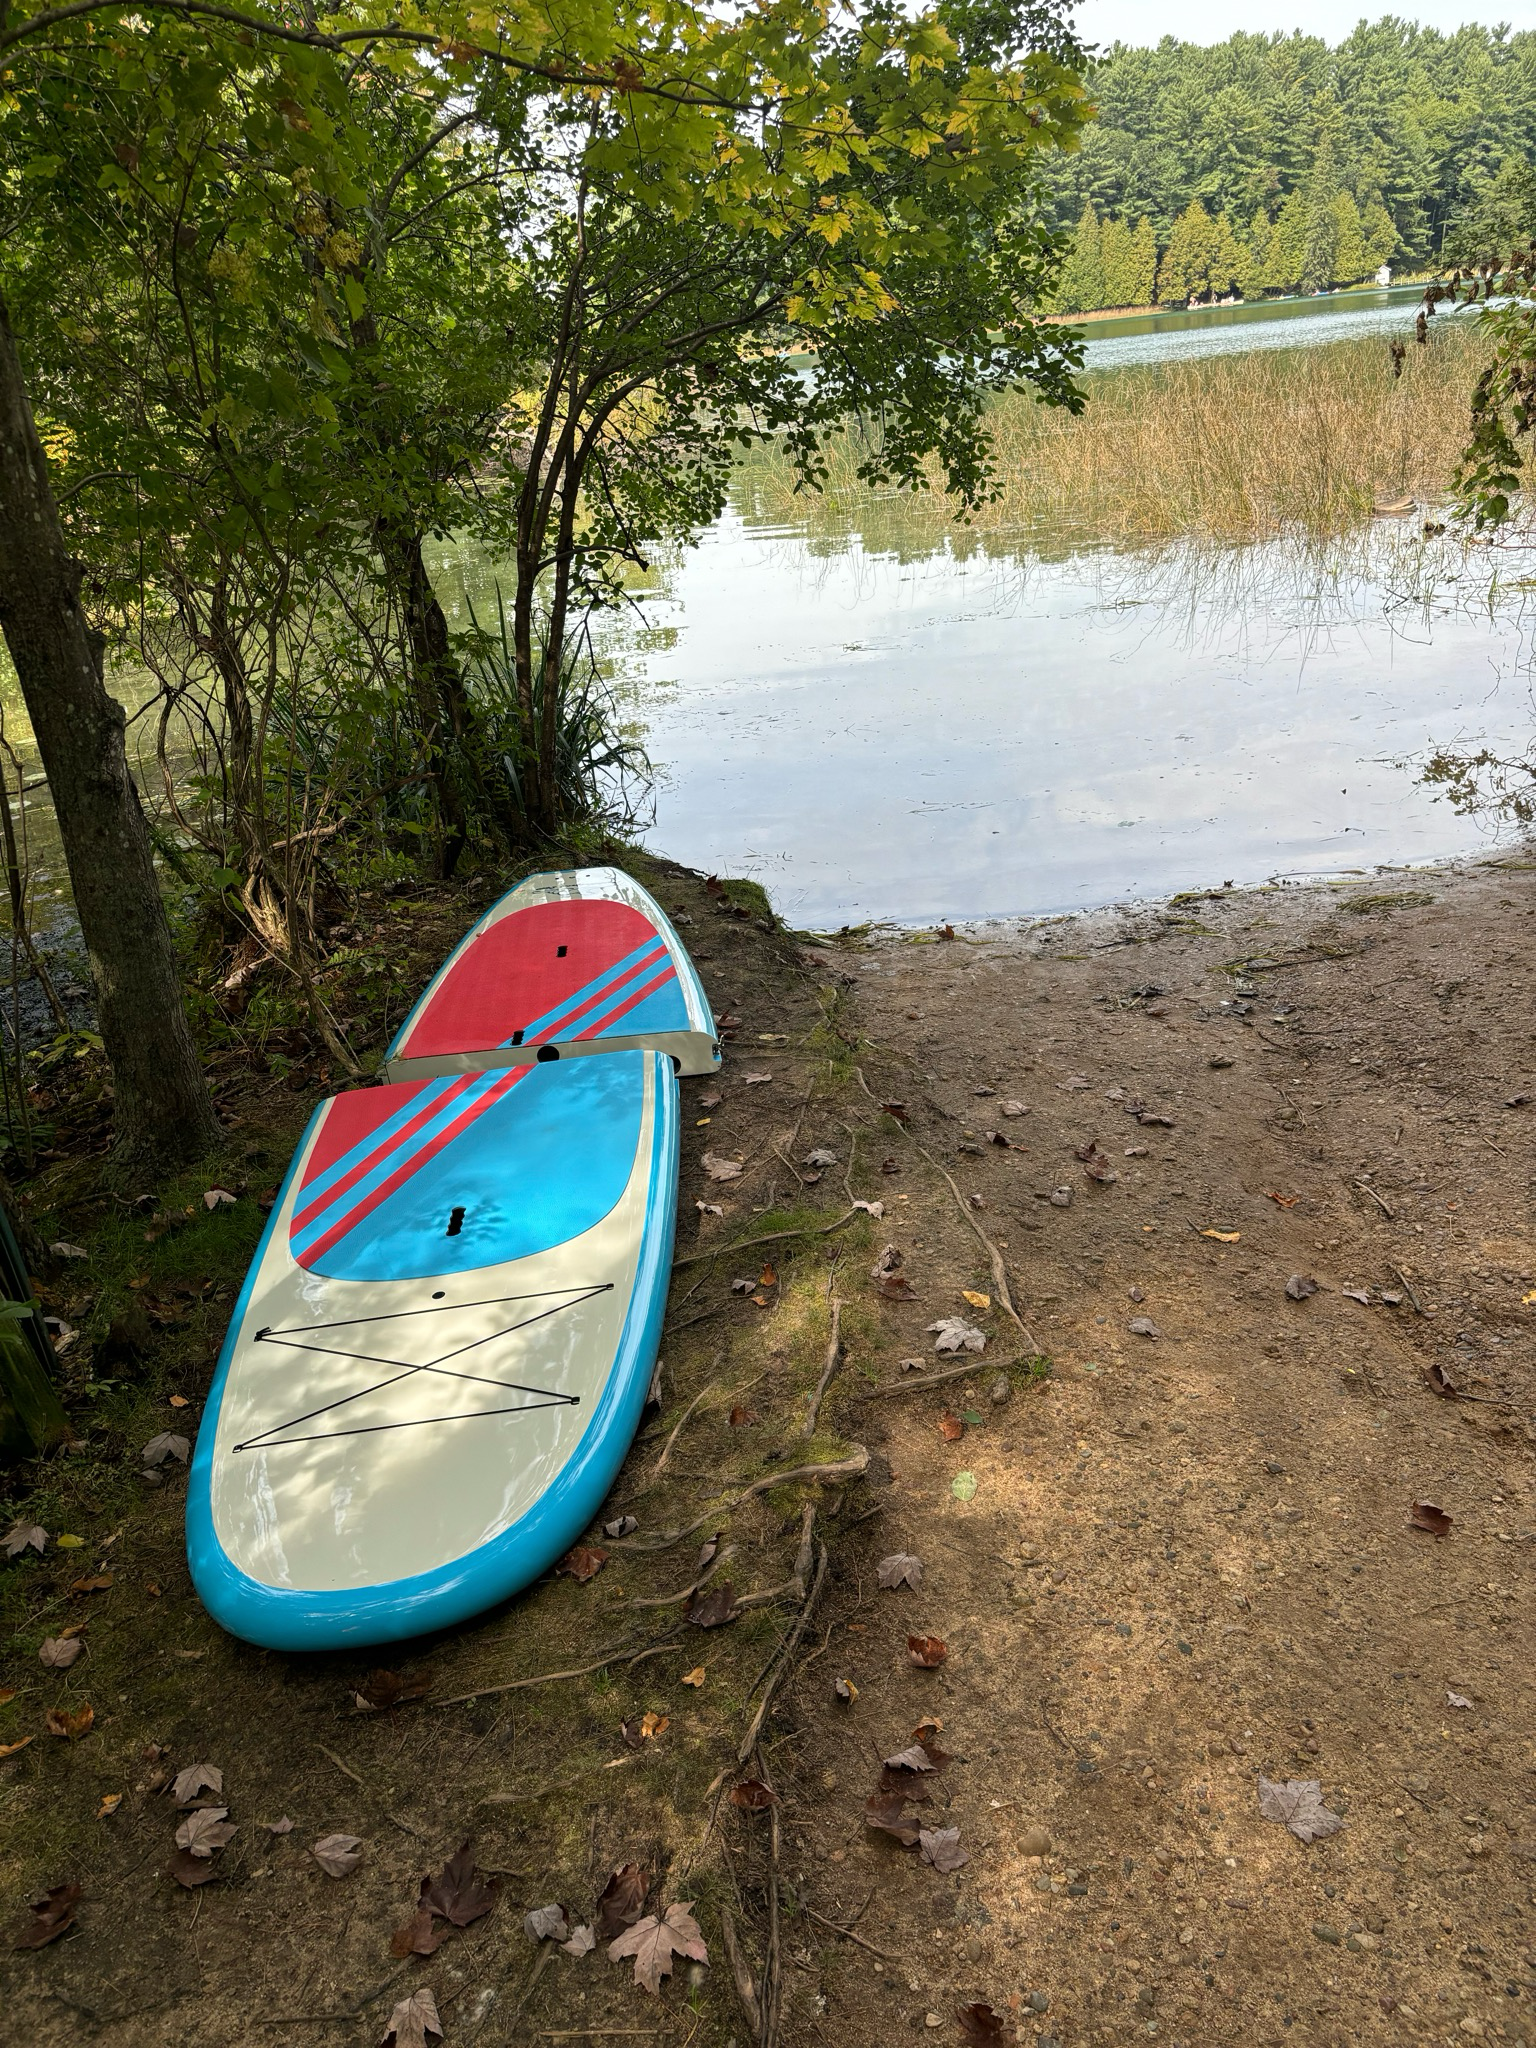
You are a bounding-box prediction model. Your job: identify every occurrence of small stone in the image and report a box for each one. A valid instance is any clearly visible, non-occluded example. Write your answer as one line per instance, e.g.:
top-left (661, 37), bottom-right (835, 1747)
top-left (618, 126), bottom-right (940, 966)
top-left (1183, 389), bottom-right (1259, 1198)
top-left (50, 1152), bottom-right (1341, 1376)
top-left (924, 2013), bottom-right (943, 2030)
top-left (989, 1374), bottom-right (1011, 1406)
top-left (1019, 1827), bottom-right (1052, 1857)
top-left (1028, 1990), bottom-right (1051, 2013)
top-left (964, 1936), bottom-right (984, 1962)
top-left (1049, 1186), bottom-right (1073, 1207)
top-left (1264, 1460), bottom-right (1285, 1475)
top-left (1313, 1923), bottom-right (1341, 1945)
top-left (1127, 1316), bottom-right (1162, 1339)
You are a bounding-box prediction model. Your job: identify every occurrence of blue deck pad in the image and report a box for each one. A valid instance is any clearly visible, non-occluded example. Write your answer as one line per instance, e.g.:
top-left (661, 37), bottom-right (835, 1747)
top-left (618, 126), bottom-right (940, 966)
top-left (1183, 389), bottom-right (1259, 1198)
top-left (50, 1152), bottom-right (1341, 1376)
top-left (311, 1054), bottom-right (646, 1283)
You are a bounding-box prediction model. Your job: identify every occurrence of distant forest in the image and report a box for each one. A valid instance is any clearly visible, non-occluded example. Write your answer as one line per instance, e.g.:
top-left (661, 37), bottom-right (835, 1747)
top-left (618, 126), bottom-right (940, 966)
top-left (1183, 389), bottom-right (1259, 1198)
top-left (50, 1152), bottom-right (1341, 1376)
top-left (1044, 19), bottom-right (1536, 311)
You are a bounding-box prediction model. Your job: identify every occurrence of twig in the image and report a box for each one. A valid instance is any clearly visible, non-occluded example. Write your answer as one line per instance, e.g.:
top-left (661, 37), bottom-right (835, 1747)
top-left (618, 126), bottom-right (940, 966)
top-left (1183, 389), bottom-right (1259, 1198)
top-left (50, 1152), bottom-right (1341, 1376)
top-left (500, 1946), bottom-right (554, 2041)
top-left (738, 1541), bottom-right (829, 1763)
top-left (672, 1211), bottom-right (858, 1269)
top-left (1352, 1178), bottom-right (1396, 1220)
top-left (607, 1450), bottom-right (869, 1554)
top-left (802, 1293), bottom-right (844, 1437)
top-left (316, 1743), bottom-right (365, 1787)
top-left (801, 1906), bottom-right (894, 1962)
top-left (630, 1546), bottom-right (736, 1609)
top-left (921, 1145), bottom-right (1041, 1354)
top-left (1389, 1264), bottom-right (1427, 1314)
top-left (719, 1906), bottom-right (762, 2041)
top-left (758, 1749), bottom-right (784, 2048)
top-left (481, 1756), bottom-right (638, 1806)
top-left (435, 1638), bottom-right (681, 1709)
top-left (642, 1375), bottom-right (719, 1489)
top-left (387, 1812), bottom-right (426, 1840)
top-left (857, 1357), bottom-right (1007, 1399)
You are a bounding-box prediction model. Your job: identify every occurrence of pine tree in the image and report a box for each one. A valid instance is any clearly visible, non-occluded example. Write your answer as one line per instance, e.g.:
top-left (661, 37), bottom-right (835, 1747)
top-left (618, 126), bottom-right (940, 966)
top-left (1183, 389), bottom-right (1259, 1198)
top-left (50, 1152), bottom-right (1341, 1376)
top-left (1053, 200), bottom-right (1107, 313)
top-left (1361, 198), bottom-right (1398, 275)
top-left (1329, 191), bottom-right (1367, 282)
top-left (1156, 199), bottom-right (1221, 303)
top-left (1099, 216), bottom-right (1155, 308)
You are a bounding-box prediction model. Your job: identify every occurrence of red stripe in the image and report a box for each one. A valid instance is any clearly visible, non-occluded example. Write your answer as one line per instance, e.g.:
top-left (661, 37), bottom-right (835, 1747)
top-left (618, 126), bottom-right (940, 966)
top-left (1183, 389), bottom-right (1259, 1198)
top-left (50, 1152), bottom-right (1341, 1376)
top-left (533, 941), bottom-right (669, 1043)
top-left (575, 964), bottom-right (677, 1041)
top-left (299, 1067), bottom-right (529, 1269)
top-left (293, 1073), bottom-right (481, 1235)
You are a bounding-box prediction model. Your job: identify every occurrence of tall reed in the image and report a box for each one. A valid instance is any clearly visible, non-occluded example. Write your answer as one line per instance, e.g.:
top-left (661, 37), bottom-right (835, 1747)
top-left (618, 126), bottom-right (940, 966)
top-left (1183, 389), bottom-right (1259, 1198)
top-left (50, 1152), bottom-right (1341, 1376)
top-left (738, 327), bottom-right (1505, 554)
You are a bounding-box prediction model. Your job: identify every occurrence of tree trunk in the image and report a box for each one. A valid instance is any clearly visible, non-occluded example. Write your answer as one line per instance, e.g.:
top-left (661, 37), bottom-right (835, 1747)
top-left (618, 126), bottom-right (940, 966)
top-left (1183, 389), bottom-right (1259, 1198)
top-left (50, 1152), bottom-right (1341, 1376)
top-left (0, 296), bottom-right (219, 1164)
top-left (376, 520), bottom-right (477, 876)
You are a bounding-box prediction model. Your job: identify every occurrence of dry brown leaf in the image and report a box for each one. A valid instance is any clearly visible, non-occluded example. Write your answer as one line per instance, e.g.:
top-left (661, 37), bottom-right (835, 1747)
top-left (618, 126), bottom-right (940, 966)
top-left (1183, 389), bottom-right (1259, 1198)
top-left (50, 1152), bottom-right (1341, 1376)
top-left (45, 1704), bottom-right (93, 1741)
top-left (1256, 1776), bottom-right (1343, 1843)
top-left (168, 1847), bottom-right (220, 1888)
top-left (876, 1553), bottom-right (923, 1591)
top-left (39, 1637), bottom-right (82, 1671)
top-left (557, 1545), bottom-right (607, 1583)
top-left (1285, 1273), bottom-right (1319, 1301)
top-left (391, 1906), bottom-right (449, 1959)
top-left (863, 1793), bottom-right (922, 1846)
top-left (12, 1881), bottom-right (82, 1948)
top-left (1265, 1191), bottom-right (1299, 1208)
top-left (938, 1411), bottom-right (965, 1441)
top-left (1408, 1499), bottom-right (1453, 1536)
top-left (312, 1833), bottom-right (365, 1878)
top-left (907, 1635), bottom-right (948, 1669)
top-left (596, 1862), bottom-right (648, 1938)
top-left (172, 1762), bottom-right (223, 1805)
top-left (3, 1522), bottom-right (47, 1558)
top-left (141, 1431), bottom-right (190, 1467)
top-left (681, 1666), bottom-right (706, 1688)
top-left (957, 2002), bottom-right (1006, 2043)
top-left (380, 1986), bottom-right (442, 2048)
top-left (175, 1806), bottom-right (236, 1857)
top-left (68, 1575), bottom-right (112, 1595)
top-left (688, 1582), bottom-right (738, 1628)
top-left (918, 1826), bottom-right (968, 1872)
top-left (701, 1153), bottom-right (744, 1182)
top-left (0, 1737), bottom-right (35, 1758)
top-left (353, 1667), bottom-right (432, 1711)
top-left (606, 1900), bottom-right (708, 1995)
top-left (730, 1778), bottom-right (776, 1811)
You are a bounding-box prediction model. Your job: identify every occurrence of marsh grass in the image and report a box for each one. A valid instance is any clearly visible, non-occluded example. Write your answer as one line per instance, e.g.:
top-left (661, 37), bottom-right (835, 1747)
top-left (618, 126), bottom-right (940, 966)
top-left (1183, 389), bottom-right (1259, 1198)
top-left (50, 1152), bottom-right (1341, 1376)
top-left (739, 328), bottom-right (1509, 555)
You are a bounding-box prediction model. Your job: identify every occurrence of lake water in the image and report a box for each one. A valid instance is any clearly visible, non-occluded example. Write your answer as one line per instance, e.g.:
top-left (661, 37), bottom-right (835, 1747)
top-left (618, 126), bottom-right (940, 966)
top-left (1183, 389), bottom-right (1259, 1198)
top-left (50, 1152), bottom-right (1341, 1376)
top-left (1073, 282), bottom-right (1432, 370)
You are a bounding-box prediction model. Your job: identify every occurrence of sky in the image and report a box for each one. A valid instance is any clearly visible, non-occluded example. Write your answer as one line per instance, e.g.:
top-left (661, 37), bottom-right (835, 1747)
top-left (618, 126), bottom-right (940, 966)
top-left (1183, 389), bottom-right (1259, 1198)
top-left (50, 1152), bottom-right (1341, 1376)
top-left (1074, 0), bottom-right (1536, 44)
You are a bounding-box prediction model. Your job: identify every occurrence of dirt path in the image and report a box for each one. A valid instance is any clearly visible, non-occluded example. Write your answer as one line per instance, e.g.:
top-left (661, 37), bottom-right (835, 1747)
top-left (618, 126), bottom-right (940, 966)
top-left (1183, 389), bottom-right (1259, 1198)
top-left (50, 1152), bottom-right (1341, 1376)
top-left (2, 854), bottom-right (1533, 2048)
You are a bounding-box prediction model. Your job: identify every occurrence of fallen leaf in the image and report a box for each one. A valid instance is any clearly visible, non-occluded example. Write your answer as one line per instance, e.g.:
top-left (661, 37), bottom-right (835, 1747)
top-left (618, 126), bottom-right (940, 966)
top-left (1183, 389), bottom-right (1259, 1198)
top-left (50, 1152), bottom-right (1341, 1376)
top-left (938, 1411), bottom-right (965, 1441)
top-left (391, 1905), bottom-right (448, 1958)
top-left (142, 1431), bottom-right (190, 1468)
top-left (1136, 1111), bottom-right (1175, 1128)
top-left (1201, 1229), bottom-right (1240, 1244)
top-left (69, 1575), bottom-right (112, 1595)
top-left (45, 1705), bottom-right (93, 1741)
top-left (640, 1711), bottom-right (669, 1740)
top-left (1256, 1776), bottom-right (1343, 1844)
top-left (3, 1523), bottom-right (47, 1558)
top-left (681, 1666), bottom-right (706, 1688)
top-left (168, 1848), bottom-right (220, 1888)
top-left (880, 1101), bottom-right (910, 1123)
top-left (908, 1636), bottom-right (948, 1668)
top-left (596, 1862), bottom-right (648, 1938)
top-left (950, 1471), bottom-right (977, 1502)
top-left (1127, 1316), bottom-right (1161, 1339)
top-left (203, 1188), bottom-right (238, 1211)
top-left (422, 1840), bottom-right (499, 1927)
top-left (561, 1923), bottom-right (597, 1957)
top-left (380, 1986), bottom-right (442, 2048)
top-left (883, 1743), bottom-right (942, 1774)
top-left (558, 1545), bottom-right (607, 1583)
top-left (696, 1532), bottom-right (722, 1570)
top-left (1285, 1273), bottom-right (1319, 1300)
top-left (863, 1793), bottom-right (922, 1845)
top-left (1265, 1191), bottom-right (1299, 1208)
top-left (525, 1903), bottom-right (570, 1942)
top-left (872, 1244), bottom-right (915, 1301)
top-left (1447, 1690), bottom-right (1473, 1710)
top-left (695, 1201), bottom-right (724, 1217)
top-left (50, 1241), bottom-right (88, 1259)
top-left (12, 1881), bottom-right (82, 1949)
top-left (169, 1394), bottom-right (190, 1408)
top-left (262, 1817), bottom-right (294, 1834)
top-left (731, 1278), bottom-right (755, 1295)
top-left (54, 1534), bottom-right (83, 1549)
top-left (1341, 1286), bottom-right (1371, 1305)
top-left (743, 1071), bottom-right (773, 1085)
top-left (876, 1553), bottom-right (923, 1591)
top-left (880, 1155), bottom-right (900, 1174)
top-left (1422, 1360), bottom-right (1464, 1399)
top-left (834, 1678), bottom-right (859, 1703)
top-left (97, 1792), bottom-right (122, 1818)
top-left (852, 1199), bottom-right (885, 1218)
top-left (176, 1806), bottom-right (236, 1857)
top-left (957, 2002), bottom-right (1006, 2043)
top-left (354, 1667), bottom-right (433, 1711)
top-left (39, 1637), bottom-right (82, 1671)
top-left (919, 1826), bottom-right (968, 1872)
top-left (927, 1318), bottom-right (985, 1355)
top-left (312, 1833), bottom-right (365, 1878)
top-left (607, 1900), bottom-right (708, 1996)
top-left (728, 1403), bottom-right (754, 1426)
top-left (731, 1778), bottom-right (776, 1811)
top-left (688, 1582), bottom-right (738, 1628)
top-left (1409, 1500), bottom-right (1453, 1537)
top-left (804, 1148), bottom-right (839, 1169)
top-left (172, 1762), bottom-right (223, 1805)
top-left (604, 1515), bottom-right (639, 1539)
top-left (757, 1263), bottom-right (776, 1288)
top-left (911, 1714), bottom-right (944, 1741)
top-left (701, 1153), bottom-right (744, 1182)
top-left (0, 1738), bottom-right (35, 1758)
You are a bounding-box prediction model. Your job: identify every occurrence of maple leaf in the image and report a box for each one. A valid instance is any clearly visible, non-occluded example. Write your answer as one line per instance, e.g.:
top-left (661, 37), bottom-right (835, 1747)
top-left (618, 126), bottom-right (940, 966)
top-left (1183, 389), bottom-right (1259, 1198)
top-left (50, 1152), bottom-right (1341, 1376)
top-left (12, 1881), bottom-right (82, 1949)
top-left (558, 1545), bottom-right (607, 1583)
top-left (876, 1553), bottom-right (923, 1591)
top-left (141, 1431), bottom-right (190, 1467)
top-left (172, 1762), bottom-right (223, 1805)
top-left (687, 1581), bottom-right (738, 1628)
top-left (39, 1637), bottom-right (82, 1670)
top-left (3, 1522), bottom-right (47, 1557)
top-left (312, 1833), bottom-right (365, 1877)
top-left (168, 1848), bottom-right (220, 1888)
top-left (926, 1318), bottom-right (985, 1354)
top-left (176, 1807), bottom-right (236, 1857)
top-left (863, 1793), bottom-right (922, 1845)
top-left (939, 1411), bottom-right (965, 1441)
top-left (562, 1922), bottom-right (597, 1957)
top-left (919, 1826), bottom-right (968, 1872)
top-left (0, 1737), bottom-right (34, 1758)
top-left (45, 1704), bottom-right (94, 1741)
top-left (607, 1900), bottom-right (708, 1994)
top-left (882, 1742), bottom-right (942, 1774)
top-left (701, 1153), bottom-right (744, 1182)
top-left (1256, 1776), bottom-right (1344, 1844)
top-left (524, 1903), bottom-right (569, 1942)
top-left (380, 1987), bottom-right (442, 2048)
top-left (907, 1635), bottom-right (948, 1668)
top-left (596, 1863), bottom-right (648, 1937)
top-left (390, 1906), bottom-right (448, 1958)
top-left (422, 1840), bottom-right (498, 1927)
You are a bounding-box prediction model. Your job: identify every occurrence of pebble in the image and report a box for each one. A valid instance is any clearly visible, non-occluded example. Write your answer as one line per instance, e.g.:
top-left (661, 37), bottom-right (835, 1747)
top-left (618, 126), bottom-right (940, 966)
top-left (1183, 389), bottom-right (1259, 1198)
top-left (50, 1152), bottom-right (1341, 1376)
top-left (1019, 1827), bottom-right (1052, 1856)
top-left (924, 2013), bottom-right (943, 2030)
top-left (989, 1373), bottom-right (1011, 1406)
top-left (1313, 1923), bottom-right (1341, 1945)
top-left (965, 1936), bottom-right (984, 1962)
top-left (1027, 1990), bottom-right (1051, 2012)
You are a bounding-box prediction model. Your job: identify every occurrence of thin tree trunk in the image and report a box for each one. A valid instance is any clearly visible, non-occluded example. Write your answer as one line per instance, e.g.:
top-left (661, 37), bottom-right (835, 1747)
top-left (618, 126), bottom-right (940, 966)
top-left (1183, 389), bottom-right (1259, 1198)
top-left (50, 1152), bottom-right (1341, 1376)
top-left (0, 296), bottom-right (218, 1164)
top-left (376, 519), bottom-right (475, 876)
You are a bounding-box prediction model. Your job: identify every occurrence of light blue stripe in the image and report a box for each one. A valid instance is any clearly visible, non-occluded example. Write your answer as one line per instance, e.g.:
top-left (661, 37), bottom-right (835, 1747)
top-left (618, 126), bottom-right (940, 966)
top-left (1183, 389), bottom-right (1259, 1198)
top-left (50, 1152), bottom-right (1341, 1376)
top-left (504, 937), bottom-right (669, 1048)
top-left (291, 1070), bottom-right (507, 1257)
top-left (292, 1076), bottom-right (465, 1221)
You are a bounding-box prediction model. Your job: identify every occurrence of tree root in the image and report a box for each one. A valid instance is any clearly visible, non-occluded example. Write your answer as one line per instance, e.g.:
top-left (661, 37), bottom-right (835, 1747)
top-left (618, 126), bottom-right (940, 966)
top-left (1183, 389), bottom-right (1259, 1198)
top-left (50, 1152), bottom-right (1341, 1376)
top-left (606, 1449), bottom-right (868, 1554)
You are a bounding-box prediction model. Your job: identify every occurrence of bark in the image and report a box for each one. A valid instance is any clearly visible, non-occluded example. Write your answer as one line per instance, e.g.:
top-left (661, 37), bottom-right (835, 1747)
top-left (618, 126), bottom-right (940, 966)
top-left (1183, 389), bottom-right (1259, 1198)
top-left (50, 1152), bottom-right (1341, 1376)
top-left (0, 296), bottom-right (219, 1163)
top-left (376, 518), bottom-right (476, 875)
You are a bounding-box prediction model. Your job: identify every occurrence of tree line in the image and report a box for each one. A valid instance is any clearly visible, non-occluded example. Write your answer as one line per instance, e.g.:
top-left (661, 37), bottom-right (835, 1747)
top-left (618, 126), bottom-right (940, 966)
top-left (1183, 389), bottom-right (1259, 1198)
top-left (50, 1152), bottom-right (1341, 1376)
top-left (1046, 19), bottom-right (1536, 310)
top-left (0, 0), bottom-right (1093, 1167)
